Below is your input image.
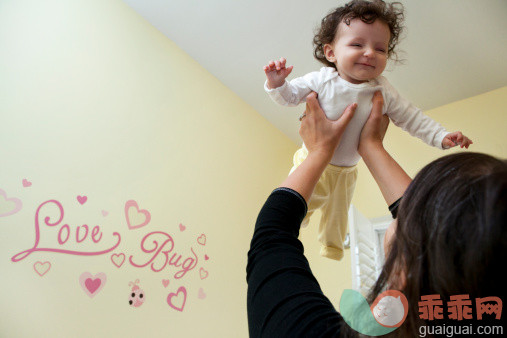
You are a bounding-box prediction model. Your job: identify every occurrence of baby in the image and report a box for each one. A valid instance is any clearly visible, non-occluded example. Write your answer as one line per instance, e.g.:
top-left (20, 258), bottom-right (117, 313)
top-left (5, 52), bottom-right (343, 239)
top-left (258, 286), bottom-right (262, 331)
top-left (263, 0), bottom-right (472, 261)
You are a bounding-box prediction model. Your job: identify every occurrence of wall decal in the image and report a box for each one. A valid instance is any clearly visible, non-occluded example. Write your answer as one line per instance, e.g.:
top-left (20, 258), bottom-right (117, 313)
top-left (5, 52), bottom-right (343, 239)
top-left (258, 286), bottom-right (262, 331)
top-left (197, 234), bottom-right (206, 246)
top-left (125, 200), bottom-right (151, 230)
top-left (77, 195), bottom-right (87, 205)
top-left (11, 199), bottom-right (121, 262)
top-left (199, 267), bottom-right (209, 280)
top-left (79, 272), bottom-right (107, 298)
top-left (7, 190), bottom-right (210, 312)
top-left (128, 279), bottom-right (145, 307)
top-left (129, 231), bottom-right (198, 278)
top-left (167, 286), bottom-right (187, 312)
top-left (111, 253), bottom-right (125, 268)
top-left (33, 261), bottom-right (51, 277)
top-left (0, 189), bottom-right (23, 217)
top-left (22, 179), bottom-right (32, 188)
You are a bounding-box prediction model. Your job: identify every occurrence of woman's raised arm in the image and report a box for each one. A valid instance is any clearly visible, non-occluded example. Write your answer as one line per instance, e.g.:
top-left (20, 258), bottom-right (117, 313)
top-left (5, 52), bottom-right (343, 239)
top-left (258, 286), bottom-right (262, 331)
top-left (358, 91), bottom-right (412, 206)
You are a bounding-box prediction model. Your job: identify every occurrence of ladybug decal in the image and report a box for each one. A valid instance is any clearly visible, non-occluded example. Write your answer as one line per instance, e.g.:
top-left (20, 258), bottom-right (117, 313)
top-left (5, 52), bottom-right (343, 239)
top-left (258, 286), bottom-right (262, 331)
top-left (128, 279), bottom-right (145, 307)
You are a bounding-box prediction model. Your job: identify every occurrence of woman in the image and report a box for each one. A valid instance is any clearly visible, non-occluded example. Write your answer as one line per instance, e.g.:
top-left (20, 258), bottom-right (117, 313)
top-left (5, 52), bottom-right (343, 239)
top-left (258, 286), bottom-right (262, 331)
top-left (246, 92), bottom-right (506, 337)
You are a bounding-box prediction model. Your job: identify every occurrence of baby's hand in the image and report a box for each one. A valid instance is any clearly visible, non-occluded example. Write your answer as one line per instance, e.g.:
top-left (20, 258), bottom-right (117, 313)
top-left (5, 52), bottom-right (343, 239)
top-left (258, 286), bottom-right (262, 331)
top-left (442, 131), bottom-right (473, 149)
top-left (264, 57), bottom-right (293, 89)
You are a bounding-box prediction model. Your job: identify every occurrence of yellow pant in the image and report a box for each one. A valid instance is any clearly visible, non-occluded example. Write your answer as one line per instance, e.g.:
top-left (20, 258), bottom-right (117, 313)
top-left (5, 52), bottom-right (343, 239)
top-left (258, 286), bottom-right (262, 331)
top-left (290, 146), bottom-right (358, 260)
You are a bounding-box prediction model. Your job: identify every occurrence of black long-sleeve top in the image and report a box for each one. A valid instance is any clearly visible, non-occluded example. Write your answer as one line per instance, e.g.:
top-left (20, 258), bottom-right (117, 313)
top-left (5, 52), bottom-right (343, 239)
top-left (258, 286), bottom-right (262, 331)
top-left (246, 188), bottom-right (343, 337)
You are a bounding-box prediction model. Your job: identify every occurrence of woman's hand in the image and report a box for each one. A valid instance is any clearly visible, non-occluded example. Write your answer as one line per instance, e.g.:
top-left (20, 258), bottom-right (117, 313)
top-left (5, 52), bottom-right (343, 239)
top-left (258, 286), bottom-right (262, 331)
top-left (300, 92), bottom-right (357, 163)
top-left (358, 91), bottom-right (390, 156)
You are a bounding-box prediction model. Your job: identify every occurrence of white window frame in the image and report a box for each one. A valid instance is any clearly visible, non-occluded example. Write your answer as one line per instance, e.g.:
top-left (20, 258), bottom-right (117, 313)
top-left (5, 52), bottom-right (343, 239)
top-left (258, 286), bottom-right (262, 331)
top-left (348, 205), bottom-right (393, 296)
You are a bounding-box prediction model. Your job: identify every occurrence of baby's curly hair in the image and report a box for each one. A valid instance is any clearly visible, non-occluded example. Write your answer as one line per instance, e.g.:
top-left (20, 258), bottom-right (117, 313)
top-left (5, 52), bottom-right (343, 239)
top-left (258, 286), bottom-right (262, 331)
top-left (313, 0), bottom-right (404, 69)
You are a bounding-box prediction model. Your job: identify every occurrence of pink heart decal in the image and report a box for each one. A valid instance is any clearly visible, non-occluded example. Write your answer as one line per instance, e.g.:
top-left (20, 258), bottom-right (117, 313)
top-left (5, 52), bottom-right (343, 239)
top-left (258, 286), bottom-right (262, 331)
top-left (22, 179), bottom-right (32, 187)
top-left (111, 253), bottom-right (125, 268)
top-left (167, 286), bottom-right (187, 312)
top-left (77, 195), bottom-right (87, 205)
top-left (199, 267), bottom-right (209, 280)
top-left (179, 223), bottom-right (186, 232)
top-left (162, 279), bottom-right (170, 288)
top-left (198, 288), bottom-right (206, 300)
top-left (204, 254), bottom-right (209, 261)
top-left (197, 234), bottom-right (206, 246)
top-left (101, 210), bottom-right (109, 217)
top-left (125, 200), bottom-right (151, 230)
top-left (0, 189), bottom-right (23, 217)
top-left (86, 279), bottom-right (101, 293)
top-left (79, 272), bottom-right (107, 298)
top-left (33, 261), bottom-right (51, 277)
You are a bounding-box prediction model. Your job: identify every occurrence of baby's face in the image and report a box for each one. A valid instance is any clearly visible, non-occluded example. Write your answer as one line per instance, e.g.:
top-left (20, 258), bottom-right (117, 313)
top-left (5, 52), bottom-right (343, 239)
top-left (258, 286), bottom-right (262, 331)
top-left (324, 18), bottom-right (390, 84)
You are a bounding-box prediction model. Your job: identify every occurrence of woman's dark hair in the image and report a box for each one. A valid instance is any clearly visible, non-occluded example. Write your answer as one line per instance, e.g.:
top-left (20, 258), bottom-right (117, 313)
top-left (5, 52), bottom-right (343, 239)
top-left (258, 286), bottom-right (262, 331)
top-left (342, 153), bottom-right (507, 337)
top-left (313, 0), bottom-right (404, 69)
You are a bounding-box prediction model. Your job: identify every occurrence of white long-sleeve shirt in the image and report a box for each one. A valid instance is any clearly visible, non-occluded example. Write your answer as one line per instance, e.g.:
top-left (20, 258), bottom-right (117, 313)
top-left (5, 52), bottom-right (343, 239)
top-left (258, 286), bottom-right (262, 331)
top-left (265, 67), bottom-right (449, 166)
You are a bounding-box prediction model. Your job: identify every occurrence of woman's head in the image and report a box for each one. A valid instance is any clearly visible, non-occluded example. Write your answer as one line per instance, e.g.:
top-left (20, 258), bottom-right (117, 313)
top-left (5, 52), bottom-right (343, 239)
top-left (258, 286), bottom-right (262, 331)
top-left (372, 152), bottom-right (507, 336)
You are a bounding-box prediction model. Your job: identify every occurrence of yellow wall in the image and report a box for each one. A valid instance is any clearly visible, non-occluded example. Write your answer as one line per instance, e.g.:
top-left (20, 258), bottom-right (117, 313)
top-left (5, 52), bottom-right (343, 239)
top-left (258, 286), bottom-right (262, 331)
top-left (300, 86), bottom-right (507, 308)
top-left (0, 0), bottom-right (297, 337)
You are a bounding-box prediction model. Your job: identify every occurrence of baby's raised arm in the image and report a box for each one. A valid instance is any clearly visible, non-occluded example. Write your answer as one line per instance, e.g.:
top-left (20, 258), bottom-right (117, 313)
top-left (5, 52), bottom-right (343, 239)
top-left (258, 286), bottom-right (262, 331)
top-left (264, 57), bottom-right (293, 89)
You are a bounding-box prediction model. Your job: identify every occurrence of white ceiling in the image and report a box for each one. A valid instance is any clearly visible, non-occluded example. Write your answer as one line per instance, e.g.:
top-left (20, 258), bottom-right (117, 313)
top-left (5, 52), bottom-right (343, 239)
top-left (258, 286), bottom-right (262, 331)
top-left (123, 0), bottom-right (507, 143)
